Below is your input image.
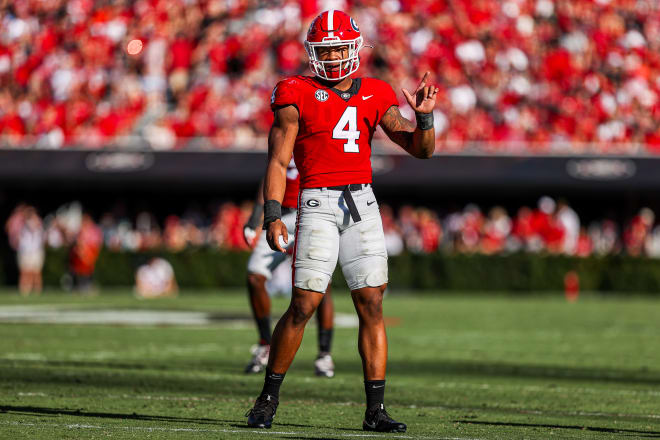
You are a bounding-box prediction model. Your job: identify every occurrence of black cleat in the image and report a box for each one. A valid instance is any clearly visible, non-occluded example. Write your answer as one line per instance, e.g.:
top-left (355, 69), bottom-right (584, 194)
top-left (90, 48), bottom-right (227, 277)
top-left (363, 404), bottom-right (407, 433)
top-left (246, 394), bottom-right (278, 429)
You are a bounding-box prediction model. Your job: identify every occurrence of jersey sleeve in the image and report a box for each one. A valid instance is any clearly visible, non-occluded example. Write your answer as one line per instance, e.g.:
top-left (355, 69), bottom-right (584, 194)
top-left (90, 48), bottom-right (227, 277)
top-left (270, 77), bottom-right (302, 114)
top-left (373, 79), bottom-right (398, 124)
top-left (379, 80), bottom-right (398, 113)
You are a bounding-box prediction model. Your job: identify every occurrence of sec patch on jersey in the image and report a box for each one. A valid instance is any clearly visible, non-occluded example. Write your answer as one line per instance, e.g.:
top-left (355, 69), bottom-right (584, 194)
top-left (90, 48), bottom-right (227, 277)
top-left (315, 90), bottom-right (329, 102)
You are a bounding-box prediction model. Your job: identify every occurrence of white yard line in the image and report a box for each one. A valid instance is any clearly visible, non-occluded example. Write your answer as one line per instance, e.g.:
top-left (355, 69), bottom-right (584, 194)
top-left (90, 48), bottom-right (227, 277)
top-left (0, 421), bottom-right (482, 440)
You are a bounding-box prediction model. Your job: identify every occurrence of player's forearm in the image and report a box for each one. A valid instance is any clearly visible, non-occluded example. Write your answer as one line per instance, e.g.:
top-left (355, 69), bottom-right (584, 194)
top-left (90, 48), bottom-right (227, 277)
top-left (411, 126), bottom-right (435, 159)
top-left (388, 123), bottom-right (435, 159)
top-left (264, 106), bottom-right (298, 204)
top-left (263, 160), bottom-right (287, 203)
top-left (262, 160), bottom-right (287, 230)
top-left (381, 106), bottom-right (435, 159)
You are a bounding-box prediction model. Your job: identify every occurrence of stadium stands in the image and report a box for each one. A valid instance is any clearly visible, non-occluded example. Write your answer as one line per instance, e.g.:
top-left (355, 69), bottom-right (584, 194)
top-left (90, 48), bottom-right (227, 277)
top-left (1, 0), bottom-right (659, 153)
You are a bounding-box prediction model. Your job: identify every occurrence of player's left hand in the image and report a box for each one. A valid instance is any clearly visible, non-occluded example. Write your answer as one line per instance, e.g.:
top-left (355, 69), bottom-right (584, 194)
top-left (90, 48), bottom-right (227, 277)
top-left (402, 71), bottom-right (438, 114)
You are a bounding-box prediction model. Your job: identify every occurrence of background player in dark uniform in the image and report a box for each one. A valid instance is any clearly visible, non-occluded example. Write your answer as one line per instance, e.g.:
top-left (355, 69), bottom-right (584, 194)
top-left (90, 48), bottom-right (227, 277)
top-left (243, 162), bottom-right (335, 377)
top-left (246, 10), bottom-right (437, 432)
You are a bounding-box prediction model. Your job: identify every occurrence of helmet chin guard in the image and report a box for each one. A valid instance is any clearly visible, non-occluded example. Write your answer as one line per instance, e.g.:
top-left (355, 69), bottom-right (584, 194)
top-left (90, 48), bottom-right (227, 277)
top-left (305, 10), bottom-right (364, 82)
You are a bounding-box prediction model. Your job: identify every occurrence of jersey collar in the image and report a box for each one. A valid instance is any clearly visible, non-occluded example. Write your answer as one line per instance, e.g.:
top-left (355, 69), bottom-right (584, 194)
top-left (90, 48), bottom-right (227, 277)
top-left (328, 78), bottom-right (362, 102)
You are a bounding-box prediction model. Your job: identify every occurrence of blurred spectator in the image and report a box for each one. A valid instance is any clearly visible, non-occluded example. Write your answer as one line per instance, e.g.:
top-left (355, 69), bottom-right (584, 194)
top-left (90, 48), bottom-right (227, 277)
top-left (135, 257), bottom-right (178, 298)
top-left (531, 196), bottom-right (564, 253)
top-left (380, 204), bottom-right (404, 256)
top-left (556, 199), bottom-right (580, 254)
top-left (398, 205), bottom-right (424, 253)
top-left (510, 206), bottom-right (534, 251)
top-left (69, 213), bottom-right (103, 292)
top-left (0, 1), bottom-right (659, 154)
top-left (418, 208), bottom-right (443, 253)
top-left (457, 204), bottom-right (484, 253)
top-left (624, 207), bottom-right (655, 256)
top-left (575, 227), bottom-right (593, 258)
top-left (209, 202), bottom-right (251, 250)
top-left (6, 205), bottom-right (45, 295)
top-left (5, 203), bottom-right (28, 250)
top-left (481, 206), bottom-right (511, 254)
top-left (590, 219), bottom-right (620, 255)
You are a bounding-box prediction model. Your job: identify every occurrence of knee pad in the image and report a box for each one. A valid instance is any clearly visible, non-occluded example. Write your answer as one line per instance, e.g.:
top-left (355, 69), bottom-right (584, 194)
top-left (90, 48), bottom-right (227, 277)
top-left (343, 257), bottom-right (388, 291)
top-left (365, 268), bottom-right (388, 287)
top-left (294, 267), bottom-right (331, 293)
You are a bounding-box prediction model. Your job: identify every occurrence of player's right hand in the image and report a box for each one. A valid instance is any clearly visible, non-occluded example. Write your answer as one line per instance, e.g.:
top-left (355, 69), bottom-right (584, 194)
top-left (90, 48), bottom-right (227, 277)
top-left (266, 219), bottom-right (288, 253)
top-left (402, 71), bottom-right (438, 114)
top-left (243, 225), bottom-right (259, 248)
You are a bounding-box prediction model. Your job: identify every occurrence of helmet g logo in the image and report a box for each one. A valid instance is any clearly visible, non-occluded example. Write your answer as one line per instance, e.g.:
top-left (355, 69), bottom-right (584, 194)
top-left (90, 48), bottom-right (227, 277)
top-left (350, 17), bottom-right (359, 32)
top-left (315, 90), bottom-right (329, 102)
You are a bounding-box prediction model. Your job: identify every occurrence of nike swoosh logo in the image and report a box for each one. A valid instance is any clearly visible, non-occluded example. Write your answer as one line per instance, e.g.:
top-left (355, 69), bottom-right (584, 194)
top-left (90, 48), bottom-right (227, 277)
top-left (362, 95), bottom-right (374, 100)
top-left (367, 200), bottom-right (376, 206)
top-left (371, 384), bottom-right (385, 388)
top-left (364, 421), bottom-right (377, 428)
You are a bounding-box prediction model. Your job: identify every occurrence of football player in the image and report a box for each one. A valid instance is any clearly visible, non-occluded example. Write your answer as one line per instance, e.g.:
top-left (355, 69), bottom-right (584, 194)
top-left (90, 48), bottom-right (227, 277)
top-left (246, 10), bottom-right (437, 433)
top-left (243, 162), bottom-right (335, 378)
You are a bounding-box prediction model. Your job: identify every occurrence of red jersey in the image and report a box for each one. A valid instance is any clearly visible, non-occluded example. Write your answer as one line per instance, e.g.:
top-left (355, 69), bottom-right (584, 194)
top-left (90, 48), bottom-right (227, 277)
top-left (271, 75), bottom-right (398, 188)
top-left (282, 159), bottom-right (300, 209)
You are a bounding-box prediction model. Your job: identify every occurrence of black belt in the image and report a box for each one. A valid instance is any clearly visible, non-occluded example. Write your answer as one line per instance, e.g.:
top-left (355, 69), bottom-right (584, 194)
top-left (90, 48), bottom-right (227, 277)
top-left (325, 183), bottom-right (369, 223)
top-left (327, 183), bottom-right (369, 192)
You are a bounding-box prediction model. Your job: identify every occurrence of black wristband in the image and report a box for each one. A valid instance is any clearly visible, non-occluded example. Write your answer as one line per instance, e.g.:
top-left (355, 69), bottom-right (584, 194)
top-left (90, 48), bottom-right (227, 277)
top-left (246, 203), bottom-right (263, 229)
top-left (415, 112), bottom-right (434, 130)
top-left (262, 200), bottom-right (282, 230)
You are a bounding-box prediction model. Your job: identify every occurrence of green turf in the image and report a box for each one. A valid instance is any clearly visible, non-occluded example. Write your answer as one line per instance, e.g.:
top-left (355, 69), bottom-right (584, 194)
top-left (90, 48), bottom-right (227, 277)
top-left (0, 288), bottom-right (659, 439)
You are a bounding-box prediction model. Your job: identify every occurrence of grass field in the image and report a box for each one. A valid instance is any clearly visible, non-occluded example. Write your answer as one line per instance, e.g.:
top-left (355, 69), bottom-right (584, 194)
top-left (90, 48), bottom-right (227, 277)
top-left (0, 289), bottom-right (659, 439)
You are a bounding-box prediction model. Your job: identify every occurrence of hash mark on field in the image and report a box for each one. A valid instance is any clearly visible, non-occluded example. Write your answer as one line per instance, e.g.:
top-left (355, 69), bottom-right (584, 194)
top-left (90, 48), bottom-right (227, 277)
top-left (0, 421), bottom-right (483, 440)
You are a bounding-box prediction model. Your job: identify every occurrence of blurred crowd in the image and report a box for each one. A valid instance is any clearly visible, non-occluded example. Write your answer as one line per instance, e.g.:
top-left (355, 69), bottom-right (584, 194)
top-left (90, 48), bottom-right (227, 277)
top-left (1, 0), bottom-right (659, 153)
top-left (6, 202), bottom-right (102, 294)
top-left (7, 197), bottom-right (660, 260)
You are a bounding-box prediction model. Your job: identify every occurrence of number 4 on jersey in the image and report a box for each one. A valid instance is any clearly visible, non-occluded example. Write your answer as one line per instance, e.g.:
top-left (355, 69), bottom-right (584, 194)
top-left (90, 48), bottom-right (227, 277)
top-left (333, 106), bottom-right (360, 153)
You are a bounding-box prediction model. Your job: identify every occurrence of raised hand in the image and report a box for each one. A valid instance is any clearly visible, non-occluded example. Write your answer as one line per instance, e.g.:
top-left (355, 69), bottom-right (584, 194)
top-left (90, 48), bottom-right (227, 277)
top-left (402, 72), bottom-right (438, 114)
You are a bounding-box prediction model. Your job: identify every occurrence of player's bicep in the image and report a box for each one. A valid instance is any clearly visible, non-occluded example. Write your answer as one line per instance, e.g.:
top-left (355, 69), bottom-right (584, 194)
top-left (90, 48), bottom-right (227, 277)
top-left (268, 105), bottom-right (299, 167)
top-left (379, 105), bottom-right (415, 150)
